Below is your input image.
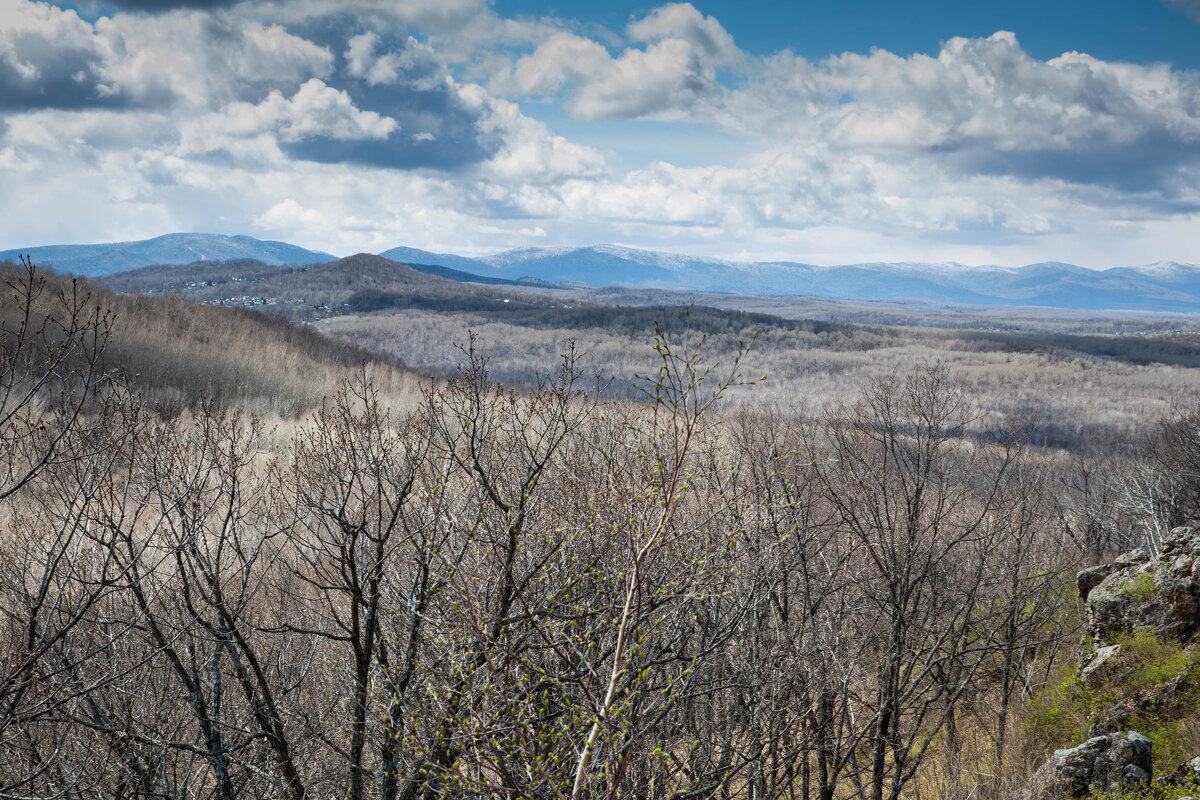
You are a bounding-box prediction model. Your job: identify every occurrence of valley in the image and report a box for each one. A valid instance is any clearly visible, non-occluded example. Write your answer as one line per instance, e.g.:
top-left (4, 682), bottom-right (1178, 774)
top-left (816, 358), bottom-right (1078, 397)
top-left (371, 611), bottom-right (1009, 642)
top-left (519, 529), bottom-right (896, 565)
top-left (3, 251), bottom-right (1200, 800)
top-left (97, 252), bottom-right (1200, 451)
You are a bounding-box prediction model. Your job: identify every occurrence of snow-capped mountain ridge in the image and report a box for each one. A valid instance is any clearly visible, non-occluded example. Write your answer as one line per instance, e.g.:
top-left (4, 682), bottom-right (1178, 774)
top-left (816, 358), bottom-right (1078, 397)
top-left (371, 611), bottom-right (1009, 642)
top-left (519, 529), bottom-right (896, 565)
top-left (381, 245), bottom-right (1200, 312)
top-left (6, 235), bottom-right (1200, 312)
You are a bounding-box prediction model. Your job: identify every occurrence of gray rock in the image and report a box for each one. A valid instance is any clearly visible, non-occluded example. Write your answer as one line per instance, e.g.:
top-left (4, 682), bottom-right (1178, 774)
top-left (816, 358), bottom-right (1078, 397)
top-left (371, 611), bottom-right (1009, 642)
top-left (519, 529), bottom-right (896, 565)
top-left (1081, 527), bottom-right (1200, 649)
top-left (1160, 755), bottom-right (1200, 788)
top-left (1013, 732), bottom-right (1152, 799)
top-left (1115, 548), bottom-right (1151, 569)
top-left (1055, 733), bottom-right (1152, 798)
top-left (1079, 644), bottom-right (1122, 689)
top-left (1078, 564), bottom-right (1116, 601)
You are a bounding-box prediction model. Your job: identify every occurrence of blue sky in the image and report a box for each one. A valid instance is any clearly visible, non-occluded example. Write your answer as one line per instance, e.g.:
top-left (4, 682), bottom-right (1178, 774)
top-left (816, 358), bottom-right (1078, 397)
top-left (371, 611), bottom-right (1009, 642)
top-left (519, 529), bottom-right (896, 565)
top-left (496, 0), bottom-right (1200, 68)
top-left (2, 0), bottom-right (1199, 267)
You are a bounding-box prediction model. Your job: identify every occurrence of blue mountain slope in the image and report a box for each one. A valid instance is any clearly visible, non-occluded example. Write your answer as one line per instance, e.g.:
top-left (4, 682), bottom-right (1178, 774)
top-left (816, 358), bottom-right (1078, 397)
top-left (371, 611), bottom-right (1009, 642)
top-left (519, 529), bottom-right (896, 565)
top-left (481, 246), bottom-right (682, 286)
top-left (0, 233), bottom-right (336, 276)
top-left (378, 246), bottom-right (498, 275)
top-left (432, 247), bottom-right (1200, 311)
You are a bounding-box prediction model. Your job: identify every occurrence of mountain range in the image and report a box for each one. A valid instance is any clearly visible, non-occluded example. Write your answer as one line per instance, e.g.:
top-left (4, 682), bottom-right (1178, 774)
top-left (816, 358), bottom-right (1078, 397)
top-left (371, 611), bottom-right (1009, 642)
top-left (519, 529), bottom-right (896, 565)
top-left (6, 233), bottom-right (1200, 312)
top-left (381, 244), bottom-right (1200, 313)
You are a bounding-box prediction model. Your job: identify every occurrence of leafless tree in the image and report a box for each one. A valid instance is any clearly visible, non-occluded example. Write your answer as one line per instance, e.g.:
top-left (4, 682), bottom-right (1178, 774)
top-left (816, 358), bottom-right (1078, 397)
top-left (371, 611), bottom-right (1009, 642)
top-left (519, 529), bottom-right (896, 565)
top-left (811, 365), bottom-right (1026, 800)
top-left (393, 335), bottom-right (596, 800)
top-left (0, 260), bottom-right (122, 799)
top-left (0, 274), bottom-right (1126, 800)
top-left (280, 367), bottom-right (448, 800)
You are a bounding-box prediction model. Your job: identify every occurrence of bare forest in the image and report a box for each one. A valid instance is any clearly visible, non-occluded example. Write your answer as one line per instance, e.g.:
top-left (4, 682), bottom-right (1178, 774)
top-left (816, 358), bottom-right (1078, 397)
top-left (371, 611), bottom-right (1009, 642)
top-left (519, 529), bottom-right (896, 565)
top-left (4, 260), bottom-right (1200, 800)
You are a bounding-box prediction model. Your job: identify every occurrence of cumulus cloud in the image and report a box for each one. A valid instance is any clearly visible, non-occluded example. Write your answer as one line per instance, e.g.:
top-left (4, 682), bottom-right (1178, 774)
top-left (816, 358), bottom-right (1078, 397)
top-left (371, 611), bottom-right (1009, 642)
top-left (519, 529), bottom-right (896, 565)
top-left (205, 20), bottom-right (335, 99)
top-left (254, 197), bottom-right (325, 229)
top-left (460, 83), bottom-right (608, 185)
top-left (706, 31), bottom-right (1200, 202)
top-left (202, 78), bottom-right (397, 143)
top-left (496, 21), bottom-right (1200, 198)
top-left (627, 2), bottom-right (739, 64)
top-left (0, 2), bottom-right (340, 112)
top-left (343, 31), bottom-right (445, 88)
top-left (0, 0), bottom-right (170, 108)
top-left (497, 3), bottom-right (739, 120)
top-left (179, 75), bottom-right (501, 171)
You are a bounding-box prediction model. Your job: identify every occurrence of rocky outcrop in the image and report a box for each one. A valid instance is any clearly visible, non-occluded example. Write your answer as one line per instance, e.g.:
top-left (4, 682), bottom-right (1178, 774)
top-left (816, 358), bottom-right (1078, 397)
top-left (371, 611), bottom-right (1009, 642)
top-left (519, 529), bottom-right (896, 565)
top-left (1015, 732), bottom-right (1152, 800)
top-left (1016, 526), bottom-right (1200, 799)
top-left (1077, 527), bottom-right (1200, 648)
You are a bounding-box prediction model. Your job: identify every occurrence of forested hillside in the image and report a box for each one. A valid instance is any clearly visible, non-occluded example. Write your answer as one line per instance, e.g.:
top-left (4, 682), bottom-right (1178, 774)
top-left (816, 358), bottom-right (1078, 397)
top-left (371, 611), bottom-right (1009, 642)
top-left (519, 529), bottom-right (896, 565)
top-left (1, 260), bottom-right (411, 417)
top-left (2, 262), bottom-right (1200, 799)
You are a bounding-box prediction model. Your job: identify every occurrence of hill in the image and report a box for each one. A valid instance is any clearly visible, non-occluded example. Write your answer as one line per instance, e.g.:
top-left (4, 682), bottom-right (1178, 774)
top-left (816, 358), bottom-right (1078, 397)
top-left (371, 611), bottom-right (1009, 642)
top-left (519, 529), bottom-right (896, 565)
top-left (0, 233), bottom-right (336, 276)
top-left (1, 259), bottom-right (404, 417)
top-left (98, 253), bottom-right (570, 323)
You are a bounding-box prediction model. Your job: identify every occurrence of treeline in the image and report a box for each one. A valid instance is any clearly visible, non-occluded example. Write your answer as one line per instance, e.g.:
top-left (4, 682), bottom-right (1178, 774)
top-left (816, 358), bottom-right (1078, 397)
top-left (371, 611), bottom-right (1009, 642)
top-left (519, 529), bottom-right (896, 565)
top-left (947, 329), bottom-right (1200, 368)
top-left (99, 255), bottom-right (1200, 371)
top-left (2, 265), bottom-right (1198, 799)
top-left (344, 286), bottom-right (1200, 370)
top-left (347, 286), bottom-right (868, 339)
top-left (98, 258), bottom-right (293, 294)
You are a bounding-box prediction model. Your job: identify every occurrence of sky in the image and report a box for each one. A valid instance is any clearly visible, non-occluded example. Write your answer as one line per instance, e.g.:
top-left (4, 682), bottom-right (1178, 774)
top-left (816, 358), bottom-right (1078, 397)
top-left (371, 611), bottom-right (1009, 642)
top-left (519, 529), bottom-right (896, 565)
top-left (1, 0), bottom-right (1199, 267)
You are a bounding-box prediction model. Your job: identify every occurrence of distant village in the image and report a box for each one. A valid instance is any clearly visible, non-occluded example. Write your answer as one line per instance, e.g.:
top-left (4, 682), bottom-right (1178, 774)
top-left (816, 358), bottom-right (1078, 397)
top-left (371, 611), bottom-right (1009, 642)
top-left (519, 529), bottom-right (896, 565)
top-left (166, 276), bottom-right (348, 323)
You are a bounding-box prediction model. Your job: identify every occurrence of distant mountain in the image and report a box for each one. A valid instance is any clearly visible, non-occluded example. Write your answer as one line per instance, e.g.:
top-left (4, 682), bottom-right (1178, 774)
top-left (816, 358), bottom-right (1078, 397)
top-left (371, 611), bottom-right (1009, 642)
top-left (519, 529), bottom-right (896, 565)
top-left (10, 232), bottom-right (1200, 311)
top-left (378, 246), bottom-right (501, 276)
top-left (103, 253), bottom-right (459, 303)
top-left (377, 244), bottom-right (1200, 312)
top-left (1, 233), bottom-right (336, 276)
top-left (402, 262), bottom-right (560, 288)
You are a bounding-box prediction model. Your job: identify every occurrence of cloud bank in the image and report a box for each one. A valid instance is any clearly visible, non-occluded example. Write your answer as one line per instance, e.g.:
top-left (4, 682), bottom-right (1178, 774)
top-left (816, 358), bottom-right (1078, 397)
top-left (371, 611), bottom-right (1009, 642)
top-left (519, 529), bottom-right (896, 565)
top-left (1, 0), bottom-right (1197, 267)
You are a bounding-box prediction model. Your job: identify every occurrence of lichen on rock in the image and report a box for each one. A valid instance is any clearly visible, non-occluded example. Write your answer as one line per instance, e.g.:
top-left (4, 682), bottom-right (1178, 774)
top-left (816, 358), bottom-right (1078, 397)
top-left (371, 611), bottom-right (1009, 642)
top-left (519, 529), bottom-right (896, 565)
top-left (1014, 732), bottom-right (1152, 800)
top-left (1078, 527), bottom-right (1200, 651)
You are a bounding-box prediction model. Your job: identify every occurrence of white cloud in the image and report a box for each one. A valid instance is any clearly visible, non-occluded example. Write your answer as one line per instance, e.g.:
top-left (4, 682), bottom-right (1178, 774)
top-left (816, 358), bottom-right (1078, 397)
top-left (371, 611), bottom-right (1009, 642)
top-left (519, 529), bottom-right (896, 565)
top-left (1, 1), bottom-right (1199, 268)
top-left (710, 31), bottom-right (1200, 198)
top-left (461, 83), bottom-right (608, 184)
top-left (627, 3), bottom-right (739, 65)
top-left (345, 31), bottom-right (443, 87)
top-left (230, 22), bottom-right (335, 87)
top-left (270, 78), bottom-right (397, 140)
top-left (254, 197), bottom-right (325, 229)
top-left (497, 4), bottom-right (740, 120)
top-left (0, 0), bottom-right (168, 107)
top-left (180, 78), bottom-right (397, 165)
